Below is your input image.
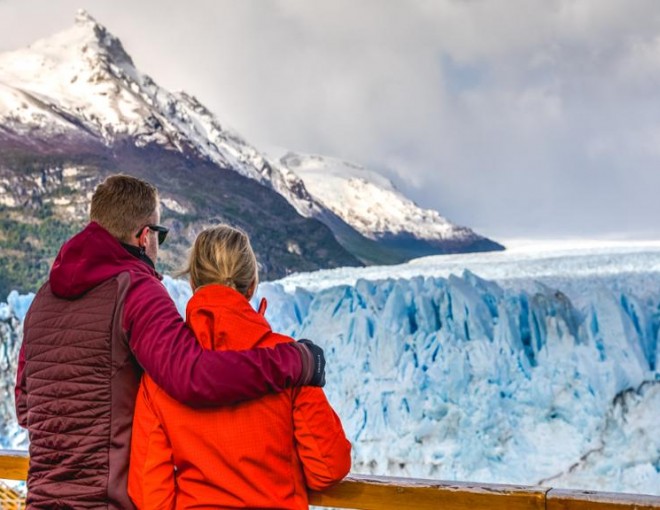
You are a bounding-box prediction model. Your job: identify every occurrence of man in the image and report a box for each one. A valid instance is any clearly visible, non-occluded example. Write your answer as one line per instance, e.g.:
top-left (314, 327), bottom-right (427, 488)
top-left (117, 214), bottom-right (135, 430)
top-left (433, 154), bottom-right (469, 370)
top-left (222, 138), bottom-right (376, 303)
top-left (15, 175), bottom-right (325, 509)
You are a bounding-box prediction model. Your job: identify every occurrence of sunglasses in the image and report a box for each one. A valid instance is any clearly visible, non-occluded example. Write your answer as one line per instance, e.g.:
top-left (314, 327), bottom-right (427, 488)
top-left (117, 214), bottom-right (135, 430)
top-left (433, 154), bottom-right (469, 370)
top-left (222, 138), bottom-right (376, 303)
top-left (135, 224), bottom-right (169, 245)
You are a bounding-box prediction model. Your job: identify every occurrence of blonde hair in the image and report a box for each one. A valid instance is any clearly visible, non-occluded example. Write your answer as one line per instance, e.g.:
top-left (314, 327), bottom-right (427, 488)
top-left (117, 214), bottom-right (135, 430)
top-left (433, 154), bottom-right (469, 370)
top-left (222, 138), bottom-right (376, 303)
top-left (90, 174), bottom-right (159, 242)
top-left (183, 224), bottom-right (258, 297)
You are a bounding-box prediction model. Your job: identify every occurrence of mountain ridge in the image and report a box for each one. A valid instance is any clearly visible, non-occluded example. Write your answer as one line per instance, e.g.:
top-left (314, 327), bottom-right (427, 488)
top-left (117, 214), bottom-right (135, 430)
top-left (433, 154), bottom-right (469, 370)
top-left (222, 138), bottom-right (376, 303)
top-left (274, 151), bottom-right (504, 259)
top-left (0, 10), bottom-right (502, 297)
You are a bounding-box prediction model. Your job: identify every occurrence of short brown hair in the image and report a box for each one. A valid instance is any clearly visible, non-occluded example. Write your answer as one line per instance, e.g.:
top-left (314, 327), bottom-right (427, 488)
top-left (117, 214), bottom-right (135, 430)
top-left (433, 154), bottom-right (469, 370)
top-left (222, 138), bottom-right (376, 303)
top-left (90, 175), bottom-right (159, 242)
top-left (182, 225), bottom-right (258, 297)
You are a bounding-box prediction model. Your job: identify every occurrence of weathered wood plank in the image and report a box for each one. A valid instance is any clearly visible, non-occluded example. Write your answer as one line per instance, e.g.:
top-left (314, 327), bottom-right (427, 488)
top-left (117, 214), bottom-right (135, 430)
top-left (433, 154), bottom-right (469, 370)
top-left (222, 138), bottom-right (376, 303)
top-left (547, 488), bottom-right (660, 510)
top-left (308, 474), bottom-right (548, 510)
top-left (0, 450), bottom-right (28, 481)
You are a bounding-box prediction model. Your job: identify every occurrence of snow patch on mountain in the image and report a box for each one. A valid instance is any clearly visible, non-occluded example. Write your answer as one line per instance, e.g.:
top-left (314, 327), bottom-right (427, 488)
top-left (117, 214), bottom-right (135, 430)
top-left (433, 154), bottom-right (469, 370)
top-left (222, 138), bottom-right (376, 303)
top-left (276, 152), bottom-right (475, 242)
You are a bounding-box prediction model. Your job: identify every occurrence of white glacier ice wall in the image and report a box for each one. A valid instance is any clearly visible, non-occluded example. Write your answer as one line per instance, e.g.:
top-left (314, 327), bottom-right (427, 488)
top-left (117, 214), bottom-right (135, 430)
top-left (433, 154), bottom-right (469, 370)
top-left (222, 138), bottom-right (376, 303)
top-left (1, 269), bottom-right (658, 495)
top-left (0, 291), bottom-right (31, 449)
top-left (253, 271), bottom-right (660, 494)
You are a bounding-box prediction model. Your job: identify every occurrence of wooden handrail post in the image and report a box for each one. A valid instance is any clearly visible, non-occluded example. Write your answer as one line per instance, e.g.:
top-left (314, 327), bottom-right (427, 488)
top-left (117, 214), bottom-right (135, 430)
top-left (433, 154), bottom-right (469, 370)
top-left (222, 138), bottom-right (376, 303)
top-left (0, 450), bottom-right (28, 481)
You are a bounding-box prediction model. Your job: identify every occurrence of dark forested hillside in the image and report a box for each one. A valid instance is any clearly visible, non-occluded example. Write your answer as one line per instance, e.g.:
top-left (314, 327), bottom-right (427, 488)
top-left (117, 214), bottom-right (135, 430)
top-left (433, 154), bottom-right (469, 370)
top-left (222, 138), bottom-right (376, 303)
top-left (0, 138), bottom-right (362, 299)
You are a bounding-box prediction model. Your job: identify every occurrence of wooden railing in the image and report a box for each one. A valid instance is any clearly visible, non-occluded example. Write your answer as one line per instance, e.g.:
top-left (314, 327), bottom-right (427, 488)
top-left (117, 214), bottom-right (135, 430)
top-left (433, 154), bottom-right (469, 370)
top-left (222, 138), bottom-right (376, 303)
top-left (1, 450), bottom-right (659, 509)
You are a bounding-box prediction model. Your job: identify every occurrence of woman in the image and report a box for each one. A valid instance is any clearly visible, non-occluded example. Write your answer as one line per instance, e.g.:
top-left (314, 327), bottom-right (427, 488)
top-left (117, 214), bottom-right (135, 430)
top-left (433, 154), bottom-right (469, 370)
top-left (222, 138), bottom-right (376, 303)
top-left (128, 224), bottom-right (351, 509)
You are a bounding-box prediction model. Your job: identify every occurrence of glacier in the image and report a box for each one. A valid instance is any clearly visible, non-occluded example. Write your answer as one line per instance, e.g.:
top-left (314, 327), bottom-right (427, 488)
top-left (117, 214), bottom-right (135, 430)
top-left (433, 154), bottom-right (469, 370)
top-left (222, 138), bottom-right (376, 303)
top-left (1, 242), bottom-right (659, 495)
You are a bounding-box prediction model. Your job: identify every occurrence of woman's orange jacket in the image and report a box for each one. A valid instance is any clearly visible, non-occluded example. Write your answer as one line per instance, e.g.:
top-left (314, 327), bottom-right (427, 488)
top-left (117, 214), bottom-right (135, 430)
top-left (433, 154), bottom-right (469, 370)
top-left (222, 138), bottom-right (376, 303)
top-left (128, 284), bottom-right (351, 509)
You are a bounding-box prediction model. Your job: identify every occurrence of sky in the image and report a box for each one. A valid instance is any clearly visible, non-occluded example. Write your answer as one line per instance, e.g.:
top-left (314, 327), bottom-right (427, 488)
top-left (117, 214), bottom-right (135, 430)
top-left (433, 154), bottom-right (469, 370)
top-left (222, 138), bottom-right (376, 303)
top-left (1, 0), bottom-right (659, 240)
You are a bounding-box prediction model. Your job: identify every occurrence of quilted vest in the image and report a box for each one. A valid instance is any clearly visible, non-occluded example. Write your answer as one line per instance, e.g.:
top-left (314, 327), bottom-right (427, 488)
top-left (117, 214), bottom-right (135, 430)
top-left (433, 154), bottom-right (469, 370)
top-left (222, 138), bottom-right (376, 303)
top-left (21, 272), bottom-right (139, 509)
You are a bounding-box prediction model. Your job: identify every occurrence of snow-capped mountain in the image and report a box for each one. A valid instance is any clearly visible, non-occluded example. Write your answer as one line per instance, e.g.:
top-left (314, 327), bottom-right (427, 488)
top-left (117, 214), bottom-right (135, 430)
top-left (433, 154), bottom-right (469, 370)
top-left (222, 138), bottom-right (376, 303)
top-left (0, 10), bottom-right (365, 296)
top-left (275, 152), bottom-right (502, 253)
top-left (0, 10), bottom-right (266, 178)
top-left (0, 10), bottom-right (502, 272)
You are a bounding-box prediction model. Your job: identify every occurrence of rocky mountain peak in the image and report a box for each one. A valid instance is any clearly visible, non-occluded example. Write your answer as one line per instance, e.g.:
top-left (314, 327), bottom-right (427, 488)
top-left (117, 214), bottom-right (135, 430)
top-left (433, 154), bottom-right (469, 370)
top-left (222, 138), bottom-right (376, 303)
top-left (74, 9), bottom-right (135, 67)
top-left (74, 8), bottom-right (99, 27)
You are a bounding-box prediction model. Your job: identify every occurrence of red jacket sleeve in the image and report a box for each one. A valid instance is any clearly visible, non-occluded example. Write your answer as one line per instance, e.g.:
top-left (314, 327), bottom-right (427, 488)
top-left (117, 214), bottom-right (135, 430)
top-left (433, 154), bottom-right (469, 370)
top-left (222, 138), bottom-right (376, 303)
top-left (14, 341), bottom-right (27, 428)
top-left (124, 274), bottom-right (303, 407)
top-left (293, 387), bottom-right (352, 491)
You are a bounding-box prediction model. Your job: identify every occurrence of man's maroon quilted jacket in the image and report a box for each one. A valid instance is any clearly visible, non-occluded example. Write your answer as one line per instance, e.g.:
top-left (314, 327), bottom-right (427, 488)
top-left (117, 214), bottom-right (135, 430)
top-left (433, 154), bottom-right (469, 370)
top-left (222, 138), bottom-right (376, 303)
top-left (15, 222), bottom-right (304, 509)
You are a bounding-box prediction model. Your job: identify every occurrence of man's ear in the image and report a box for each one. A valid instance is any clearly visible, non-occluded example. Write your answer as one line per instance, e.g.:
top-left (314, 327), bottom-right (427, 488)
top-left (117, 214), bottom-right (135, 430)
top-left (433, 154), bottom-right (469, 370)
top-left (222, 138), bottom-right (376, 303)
top-left (136, 226), bottom-right (149, 248)
top-left (141, 227), bottom-right (159, 253)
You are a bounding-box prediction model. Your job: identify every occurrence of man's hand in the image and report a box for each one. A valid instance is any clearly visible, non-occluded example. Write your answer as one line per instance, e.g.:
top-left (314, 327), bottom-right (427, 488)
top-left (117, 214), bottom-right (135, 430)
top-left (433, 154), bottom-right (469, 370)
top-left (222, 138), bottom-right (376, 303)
top-left (296, 339), bottom-right (326, 387)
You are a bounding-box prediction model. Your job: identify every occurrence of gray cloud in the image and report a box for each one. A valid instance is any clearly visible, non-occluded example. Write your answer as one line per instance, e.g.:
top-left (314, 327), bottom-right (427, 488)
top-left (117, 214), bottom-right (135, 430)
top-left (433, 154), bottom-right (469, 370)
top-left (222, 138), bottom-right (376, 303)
top-left (2, 0), bottom-right (660, 239)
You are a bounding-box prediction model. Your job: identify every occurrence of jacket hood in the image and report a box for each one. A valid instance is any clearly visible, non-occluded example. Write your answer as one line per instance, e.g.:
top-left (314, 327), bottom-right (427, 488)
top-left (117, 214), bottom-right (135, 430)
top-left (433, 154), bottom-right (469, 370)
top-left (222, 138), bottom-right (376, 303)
top-left (186, 285), bottom-right (271, 351)
top-left (50, 222), bottom-right (158, 299)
